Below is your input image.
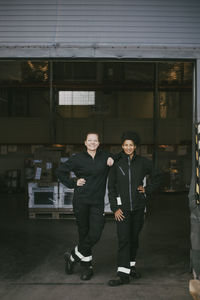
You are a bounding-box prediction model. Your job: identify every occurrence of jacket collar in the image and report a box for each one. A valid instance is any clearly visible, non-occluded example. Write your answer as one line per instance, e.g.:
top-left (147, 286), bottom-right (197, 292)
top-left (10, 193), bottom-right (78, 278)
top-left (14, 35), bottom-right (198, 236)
top-left (120, 150), bottom-right (137, 161)
top-left (83, 147), bottom-right (101, 157)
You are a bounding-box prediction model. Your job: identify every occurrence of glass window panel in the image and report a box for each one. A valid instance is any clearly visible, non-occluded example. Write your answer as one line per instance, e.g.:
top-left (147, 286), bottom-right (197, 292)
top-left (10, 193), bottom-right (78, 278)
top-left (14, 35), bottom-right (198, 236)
top-left (21, 61), bottom-right (49, 83)
top-left (158, 62), bottom-right (192, 86)
top-left (124, 63), bottom-right (154, 83)
top-left (0, 60), bottom-right (50, 117)
top-left (59, 91), bottom-right (95, 105)
top-left (53, 62), bottom-right (96, 82)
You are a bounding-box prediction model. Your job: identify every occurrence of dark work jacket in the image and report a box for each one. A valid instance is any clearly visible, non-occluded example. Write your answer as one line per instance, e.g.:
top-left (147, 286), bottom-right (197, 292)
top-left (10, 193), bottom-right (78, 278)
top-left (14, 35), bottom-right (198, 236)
top-left (56, 149), bottom-right (113, 205)
top-left (108, 152), bottom-right (162, 212)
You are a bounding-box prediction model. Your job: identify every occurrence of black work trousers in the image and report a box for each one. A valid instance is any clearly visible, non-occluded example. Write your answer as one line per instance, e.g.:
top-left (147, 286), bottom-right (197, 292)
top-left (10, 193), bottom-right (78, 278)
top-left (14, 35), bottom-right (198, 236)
top-left (116, 208), bottom-right (145, 276)
top-left (72, 202), bottom-right (105, 266)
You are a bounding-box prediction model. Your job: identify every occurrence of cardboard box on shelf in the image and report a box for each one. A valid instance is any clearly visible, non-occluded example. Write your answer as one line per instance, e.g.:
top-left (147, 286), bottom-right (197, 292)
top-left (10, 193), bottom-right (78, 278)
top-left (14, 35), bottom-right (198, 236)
top-left (34, 161), bottom-right (53, 183)
top-left (33, 147), bottom-right (63, 183)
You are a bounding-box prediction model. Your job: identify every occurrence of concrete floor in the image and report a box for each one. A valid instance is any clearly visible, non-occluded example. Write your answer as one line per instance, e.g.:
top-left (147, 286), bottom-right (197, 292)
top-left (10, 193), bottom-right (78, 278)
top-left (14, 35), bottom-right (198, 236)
top-left (0, 192), bottom-right (193, 300)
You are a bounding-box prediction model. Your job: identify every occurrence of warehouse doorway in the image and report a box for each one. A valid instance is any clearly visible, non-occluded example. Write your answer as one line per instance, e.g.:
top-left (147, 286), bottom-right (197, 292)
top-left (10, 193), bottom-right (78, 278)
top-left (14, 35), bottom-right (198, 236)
top-left (0, 60), bottom-right (193, 292)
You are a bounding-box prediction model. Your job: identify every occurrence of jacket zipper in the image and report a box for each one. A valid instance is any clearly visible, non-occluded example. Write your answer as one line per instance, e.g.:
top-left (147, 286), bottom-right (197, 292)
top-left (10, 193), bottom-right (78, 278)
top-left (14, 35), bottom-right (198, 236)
top-left (128, 157), bottom-right (133, 211)
top-left (118, 166), bottom-right (125, 176)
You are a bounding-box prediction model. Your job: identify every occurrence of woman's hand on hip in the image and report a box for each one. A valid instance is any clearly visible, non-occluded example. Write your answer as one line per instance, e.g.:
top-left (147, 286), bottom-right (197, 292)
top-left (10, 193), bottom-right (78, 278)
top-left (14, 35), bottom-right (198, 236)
top-left (77, 178), bottom-right (86, 186)
top-left (137, 185), bottom-right (145, 193)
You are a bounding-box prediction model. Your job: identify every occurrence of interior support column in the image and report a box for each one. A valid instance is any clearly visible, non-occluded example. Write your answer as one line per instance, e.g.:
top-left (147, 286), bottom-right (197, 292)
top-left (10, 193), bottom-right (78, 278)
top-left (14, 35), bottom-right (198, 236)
top-left (189, 60), bottom-right (200, 280)
top-left (49, 61), bottom-right (56, 144)
top-left (153, 62), bottom-right (159, 168)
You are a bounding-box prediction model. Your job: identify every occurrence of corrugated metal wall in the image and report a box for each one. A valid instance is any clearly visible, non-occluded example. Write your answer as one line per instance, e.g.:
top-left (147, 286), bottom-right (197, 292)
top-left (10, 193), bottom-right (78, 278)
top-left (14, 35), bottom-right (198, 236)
top-left (0, 0), bottom-right (200, 58)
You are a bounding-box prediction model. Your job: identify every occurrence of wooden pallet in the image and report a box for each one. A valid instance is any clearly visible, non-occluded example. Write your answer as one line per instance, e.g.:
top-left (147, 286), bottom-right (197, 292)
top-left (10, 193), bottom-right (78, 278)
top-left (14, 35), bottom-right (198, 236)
top-left (190, 280), bottom-right (200, 300)
top-left (29, 208), bottom-right (74, 219)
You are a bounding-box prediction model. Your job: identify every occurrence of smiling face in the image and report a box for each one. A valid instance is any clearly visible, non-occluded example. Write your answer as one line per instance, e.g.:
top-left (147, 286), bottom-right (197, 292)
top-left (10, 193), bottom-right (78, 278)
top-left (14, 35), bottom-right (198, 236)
top-left (85, 133), bottom-right (100, 152)
top-left (122, 139), bottom-right (137, 157)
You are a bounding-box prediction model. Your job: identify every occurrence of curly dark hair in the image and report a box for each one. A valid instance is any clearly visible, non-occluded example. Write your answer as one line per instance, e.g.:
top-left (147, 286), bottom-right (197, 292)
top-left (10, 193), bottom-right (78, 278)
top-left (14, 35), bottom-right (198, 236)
top-left (121, 131), bottom-right (141, 146)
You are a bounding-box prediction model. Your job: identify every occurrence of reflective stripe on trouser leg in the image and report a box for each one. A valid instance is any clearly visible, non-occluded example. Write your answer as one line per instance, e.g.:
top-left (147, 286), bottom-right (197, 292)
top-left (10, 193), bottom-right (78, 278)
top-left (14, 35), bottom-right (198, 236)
top-left (70, 255), bottom-right (75, 262)
top-left (117, 267), bottom-right (131, 274)
top-left (75, 246), bottom-right (92, 262)
top-left (130, 261), bottom-right (136, 267)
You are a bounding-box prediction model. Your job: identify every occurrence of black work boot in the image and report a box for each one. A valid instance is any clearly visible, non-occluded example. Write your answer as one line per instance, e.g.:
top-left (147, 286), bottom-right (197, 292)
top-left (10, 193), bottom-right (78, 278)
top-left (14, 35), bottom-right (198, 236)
top-left (64, 252), bottom-right (76, 275)
top-left (108, 275), bottom-right (130, 287)
top-left (130, 266), bottom-right (141, 279)
top-left (80, 265), bottom-right (94, 280)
